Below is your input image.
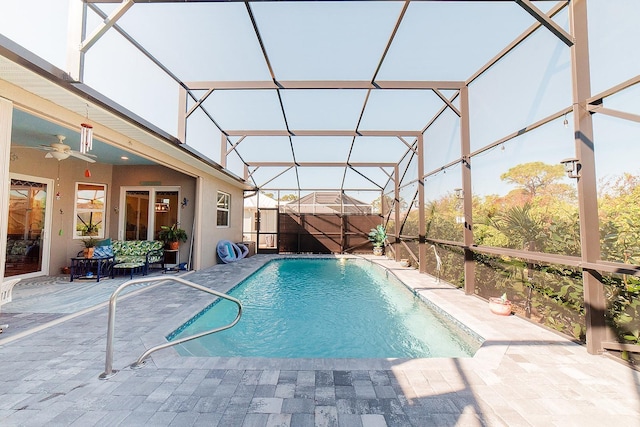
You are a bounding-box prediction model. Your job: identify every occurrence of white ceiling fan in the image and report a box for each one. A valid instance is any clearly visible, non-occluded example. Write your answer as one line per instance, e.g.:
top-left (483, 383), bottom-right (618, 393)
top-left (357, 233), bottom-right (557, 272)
top-left (40, 135), bottom-right (96, 163)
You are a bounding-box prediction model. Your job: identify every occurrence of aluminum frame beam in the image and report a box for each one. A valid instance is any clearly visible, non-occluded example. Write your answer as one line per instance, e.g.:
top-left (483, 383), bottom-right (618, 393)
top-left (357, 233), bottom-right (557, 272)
top-left (587, 105), bottom-right (640, 124)
top-left (459, 85), bottom-right (474, 295)
top-left (223, 130), bottom-right (422, 137)
top-left (80, 0), bottom-right (135, 52)
top-left (185, 80), bottom-right (465, 91)
top-left (515, 0), bottom-right (573, 47)
top-left (569, 0), bottom-right (606, 355)
top-left (248, 162), bottom-right (396, 168)
top-left (468, 1), bottom-right (568, 85)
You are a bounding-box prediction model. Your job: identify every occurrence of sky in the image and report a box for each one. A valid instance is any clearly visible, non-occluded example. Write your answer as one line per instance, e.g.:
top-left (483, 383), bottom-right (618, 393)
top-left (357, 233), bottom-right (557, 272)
top-left (1, 0), bottom-right (638, 202)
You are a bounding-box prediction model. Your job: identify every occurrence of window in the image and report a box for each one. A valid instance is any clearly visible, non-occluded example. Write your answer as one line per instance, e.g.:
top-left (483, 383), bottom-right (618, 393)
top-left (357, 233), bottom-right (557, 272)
top-left (75, 183), bottom-right (106, 239)
top-left (217, 191), bottom-right (230, 227)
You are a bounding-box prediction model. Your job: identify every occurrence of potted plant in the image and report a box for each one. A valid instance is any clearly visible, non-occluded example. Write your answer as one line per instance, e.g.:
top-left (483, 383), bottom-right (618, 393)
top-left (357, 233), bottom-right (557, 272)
top-left (368, 225), bottom-right (387, 256)
top-left (158, 223), bottom-right (188, 250)
top-left (82, 237), bottom-right (98, 258)
top-left (489, 293), bottom-right (512, 316)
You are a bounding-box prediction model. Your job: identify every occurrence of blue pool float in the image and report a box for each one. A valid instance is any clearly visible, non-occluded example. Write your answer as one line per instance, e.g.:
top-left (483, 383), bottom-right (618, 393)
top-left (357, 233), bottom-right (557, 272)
top-left (217, 240), bottom-right (249, 263)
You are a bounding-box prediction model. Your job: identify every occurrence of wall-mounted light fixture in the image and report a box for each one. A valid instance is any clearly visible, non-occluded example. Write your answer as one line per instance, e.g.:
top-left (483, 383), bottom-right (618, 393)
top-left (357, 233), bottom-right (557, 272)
top-left (181, 197), bottom-right (189, 208)
top-left (454, 188), bottom-right (464, 199)
top-left (560, 158), bottom-right (580, 179)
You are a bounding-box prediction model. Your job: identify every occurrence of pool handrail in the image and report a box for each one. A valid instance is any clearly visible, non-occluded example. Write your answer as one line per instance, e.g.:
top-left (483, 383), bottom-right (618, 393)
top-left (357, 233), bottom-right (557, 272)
top-left (99, 275), bottom-right (242, 379)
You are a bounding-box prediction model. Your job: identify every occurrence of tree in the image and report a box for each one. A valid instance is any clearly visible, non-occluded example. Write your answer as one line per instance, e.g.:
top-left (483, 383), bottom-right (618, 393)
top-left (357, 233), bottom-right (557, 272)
top-left (279, 194), bottom-right (298, 202)
top-left (500, 162), bottom-right (565, 199)
top-left (598, 173), bottom-right (640, 264)
top-left (488, 203), bottom-right (544, 251)
top-left (372, 194), bottom-right (407, 216)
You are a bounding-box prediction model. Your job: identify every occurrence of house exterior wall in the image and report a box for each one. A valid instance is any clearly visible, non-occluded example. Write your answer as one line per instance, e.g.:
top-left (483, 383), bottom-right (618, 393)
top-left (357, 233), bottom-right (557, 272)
top-left (1, 78), bottom-right (248, 278)
top-left (194, 175), bottom-right (244, 269)
top-left (4, 147), bottom-right (244, 275)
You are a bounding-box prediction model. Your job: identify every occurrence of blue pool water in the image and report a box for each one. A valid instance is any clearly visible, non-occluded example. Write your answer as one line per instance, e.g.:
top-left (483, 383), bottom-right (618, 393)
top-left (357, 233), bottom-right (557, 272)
top-left (169, 258), bottom-right (481, 358)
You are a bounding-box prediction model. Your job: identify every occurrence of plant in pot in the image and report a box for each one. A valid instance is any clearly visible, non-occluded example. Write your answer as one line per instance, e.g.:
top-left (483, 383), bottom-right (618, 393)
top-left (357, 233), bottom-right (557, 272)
top-left (158, 223), bottom-right (188, 250)
top-left (82, 237), bottom-right (98, 258)
top-left (489, 293), bottom-right (512, 316)
top-left (368, 225), bottom-right (387, 256)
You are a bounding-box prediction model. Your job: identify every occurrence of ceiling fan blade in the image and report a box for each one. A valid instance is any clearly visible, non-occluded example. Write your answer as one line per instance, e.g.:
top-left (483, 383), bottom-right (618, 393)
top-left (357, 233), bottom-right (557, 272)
top-left (68, 151), bottom-right (96, 163)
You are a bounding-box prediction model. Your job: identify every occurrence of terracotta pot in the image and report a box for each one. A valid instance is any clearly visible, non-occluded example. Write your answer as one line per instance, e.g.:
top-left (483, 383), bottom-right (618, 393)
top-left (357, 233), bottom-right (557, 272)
top-left (373, 246), bottom-right (383, 256)
top-left (489, 297), bottom-right (512, 316)
top-left (167, 241), bottom-right (180, 250)
top-left (83, 247), bottom-right (95, 258)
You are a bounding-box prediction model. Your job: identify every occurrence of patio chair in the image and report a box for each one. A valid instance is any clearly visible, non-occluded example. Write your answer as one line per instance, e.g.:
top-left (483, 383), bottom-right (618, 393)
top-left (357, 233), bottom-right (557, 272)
top-left (1, 277), bottom-right (20, 307)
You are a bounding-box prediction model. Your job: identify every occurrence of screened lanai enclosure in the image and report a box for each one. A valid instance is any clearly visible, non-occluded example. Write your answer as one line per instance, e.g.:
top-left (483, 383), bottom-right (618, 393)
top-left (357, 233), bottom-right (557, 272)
top-left (2, 0), bottom-right (640, 362)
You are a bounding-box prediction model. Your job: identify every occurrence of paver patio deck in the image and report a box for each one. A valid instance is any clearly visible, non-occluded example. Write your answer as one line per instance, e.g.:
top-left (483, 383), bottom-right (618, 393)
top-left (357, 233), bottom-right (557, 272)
top-left (0, 254), bottom-right (638, 426)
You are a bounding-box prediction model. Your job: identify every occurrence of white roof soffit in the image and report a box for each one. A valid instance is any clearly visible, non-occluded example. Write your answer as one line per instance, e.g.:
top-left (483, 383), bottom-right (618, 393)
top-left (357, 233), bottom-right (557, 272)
top-left (0, 33), bottom-right (249, 189)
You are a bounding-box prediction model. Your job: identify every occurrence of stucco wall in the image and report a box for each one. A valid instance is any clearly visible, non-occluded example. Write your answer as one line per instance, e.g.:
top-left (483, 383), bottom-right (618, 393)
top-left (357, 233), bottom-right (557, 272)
top-left (195, 175), bottom-right (245, 270)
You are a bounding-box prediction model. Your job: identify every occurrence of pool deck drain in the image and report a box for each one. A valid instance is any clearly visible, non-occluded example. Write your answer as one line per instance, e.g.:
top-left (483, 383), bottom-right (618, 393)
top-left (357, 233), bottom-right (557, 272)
top-left (0, 254), bottom-right (638, 426)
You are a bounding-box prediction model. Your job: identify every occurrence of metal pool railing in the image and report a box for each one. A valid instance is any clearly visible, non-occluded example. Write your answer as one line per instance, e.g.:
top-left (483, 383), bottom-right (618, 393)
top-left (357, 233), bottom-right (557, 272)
top-left (99, 276), bottom-right (242, 379)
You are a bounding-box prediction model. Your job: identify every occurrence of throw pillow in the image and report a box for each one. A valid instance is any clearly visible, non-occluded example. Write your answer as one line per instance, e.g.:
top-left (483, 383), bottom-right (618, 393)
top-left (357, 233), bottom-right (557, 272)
top-left (93, 245), bottom-right (114, 258)
top-left (96, 238), bottom-right (112, 247)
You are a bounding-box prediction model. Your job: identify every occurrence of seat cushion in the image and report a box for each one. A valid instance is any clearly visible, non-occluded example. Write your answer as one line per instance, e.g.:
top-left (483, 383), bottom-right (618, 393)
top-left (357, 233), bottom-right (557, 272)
top-left (113, 262), bottom-right (145, 269)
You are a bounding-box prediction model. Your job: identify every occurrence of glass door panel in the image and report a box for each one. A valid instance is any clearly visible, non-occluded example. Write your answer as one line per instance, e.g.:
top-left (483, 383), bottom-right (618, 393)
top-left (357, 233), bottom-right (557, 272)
top-left (125, 191), bottom-right (149, 241)
top-left (154, 191), bottom-right (179, 239)
top-left (5, 179), bottom-right (46, 277)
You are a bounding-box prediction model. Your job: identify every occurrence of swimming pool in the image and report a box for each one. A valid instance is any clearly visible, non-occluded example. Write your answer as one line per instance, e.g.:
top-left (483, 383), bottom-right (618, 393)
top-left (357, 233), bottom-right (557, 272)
top-left (169, 258), bottom-right (481, 358)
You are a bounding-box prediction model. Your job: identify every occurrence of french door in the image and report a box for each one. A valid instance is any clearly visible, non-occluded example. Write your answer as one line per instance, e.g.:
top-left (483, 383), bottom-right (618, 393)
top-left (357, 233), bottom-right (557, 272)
top-left (119, 187), bottom-right (180, 241)
top-left (4, 174), bottom-right (52, 277)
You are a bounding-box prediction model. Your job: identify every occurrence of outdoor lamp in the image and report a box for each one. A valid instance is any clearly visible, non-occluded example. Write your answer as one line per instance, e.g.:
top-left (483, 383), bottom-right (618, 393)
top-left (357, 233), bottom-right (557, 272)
top-left (454, 188), bottom-right (464, 199)
top-left (560, 158), bottom-right (580, 179)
